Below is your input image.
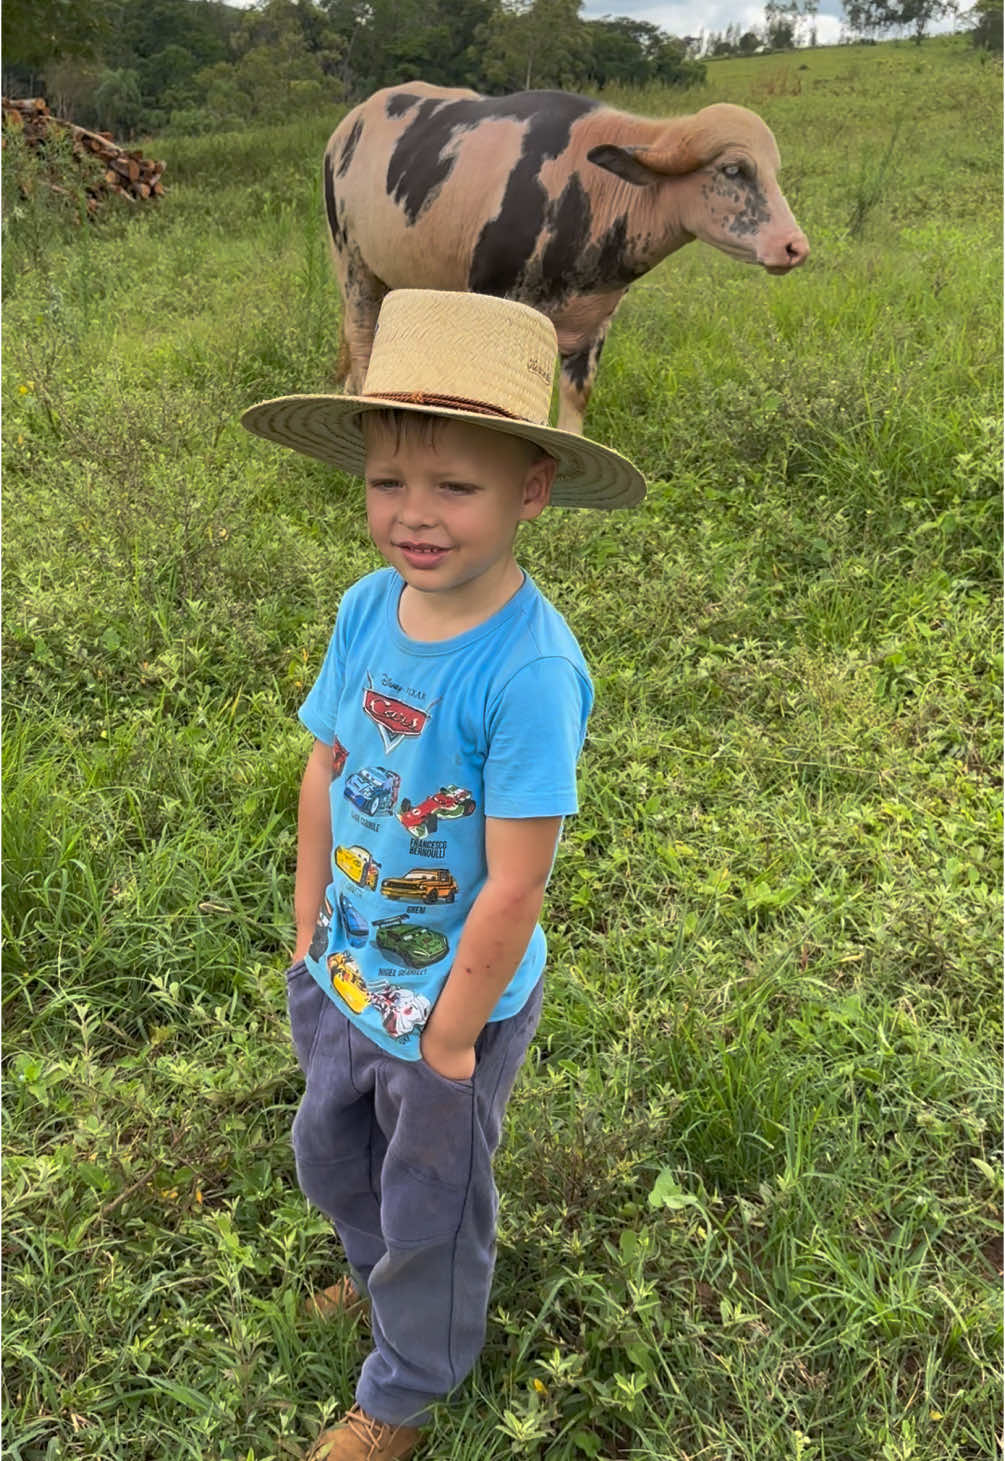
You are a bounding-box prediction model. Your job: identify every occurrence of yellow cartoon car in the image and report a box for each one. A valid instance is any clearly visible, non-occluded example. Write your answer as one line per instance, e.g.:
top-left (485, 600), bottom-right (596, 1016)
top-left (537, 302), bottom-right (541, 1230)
top-left (334, 843), bottom-right (380, 892)
top-left (328, 951), bottom-right (369, 1014)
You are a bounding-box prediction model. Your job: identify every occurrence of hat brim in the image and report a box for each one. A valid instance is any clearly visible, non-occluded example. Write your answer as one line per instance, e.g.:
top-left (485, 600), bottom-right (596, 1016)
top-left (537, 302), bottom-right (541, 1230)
top-left (240, 394), bottom-right (645, 510)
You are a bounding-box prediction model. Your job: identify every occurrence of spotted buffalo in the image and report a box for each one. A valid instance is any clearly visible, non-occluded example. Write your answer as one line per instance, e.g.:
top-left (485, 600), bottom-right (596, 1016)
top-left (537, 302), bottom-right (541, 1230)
top-left (324, 82), bottom-right (809, 434)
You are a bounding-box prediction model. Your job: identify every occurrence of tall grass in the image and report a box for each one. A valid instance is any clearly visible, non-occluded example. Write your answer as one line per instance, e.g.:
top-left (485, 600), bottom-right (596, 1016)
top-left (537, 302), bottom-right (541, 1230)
top-left (3, 35), bottom-right (1001, 1461)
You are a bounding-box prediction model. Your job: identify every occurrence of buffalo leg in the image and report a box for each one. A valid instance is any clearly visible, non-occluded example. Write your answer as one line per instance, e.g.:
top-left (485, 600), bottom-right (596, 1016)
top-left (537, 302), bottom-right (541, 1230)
top-left (556, 322), bottom-right (611, 436)
top-left (333, 241), bottom-right (388, 392)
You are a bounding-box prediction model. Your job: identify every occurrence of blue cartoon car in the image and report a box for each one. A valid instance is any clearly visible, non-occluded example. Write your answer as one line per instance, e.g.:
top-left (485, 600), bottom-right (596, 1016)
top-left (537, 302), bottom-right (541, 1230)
top-left (337, 891), bottom-right (370, 948)
top-left (345, 766), bottom-right (401, 818)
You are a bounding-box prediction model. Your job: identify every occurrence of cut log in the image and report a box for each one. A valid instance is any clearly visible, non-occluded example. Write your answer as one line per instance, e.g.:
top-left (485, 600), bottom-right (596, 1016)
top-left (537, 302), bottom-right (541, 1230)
top-left (2, 96), bottom-right (166, 213)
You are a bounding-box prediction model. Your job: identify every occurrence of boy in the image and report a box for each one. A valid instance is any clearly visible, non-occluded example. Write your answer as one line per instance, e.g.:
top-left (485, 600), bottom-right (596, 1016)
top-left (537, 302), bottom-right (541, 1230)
top-left (242, 290), bottom-right (644, 1460)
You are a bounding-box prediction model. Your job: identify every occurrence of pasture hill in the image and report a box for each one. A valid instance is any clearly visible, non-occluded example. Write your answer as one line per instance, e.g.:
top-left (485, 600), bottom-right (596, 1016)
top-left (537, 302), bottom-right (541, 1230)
top-left (3, 35), bottom-right (1002, 1461)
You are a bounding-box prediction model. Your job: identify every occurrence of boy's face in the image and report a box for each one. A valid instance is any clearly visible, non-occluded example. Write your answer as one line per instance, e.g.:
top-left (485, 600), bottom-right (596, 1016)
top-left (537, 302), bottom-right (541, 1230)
top-left (363, 415), bottom-right (555, 615)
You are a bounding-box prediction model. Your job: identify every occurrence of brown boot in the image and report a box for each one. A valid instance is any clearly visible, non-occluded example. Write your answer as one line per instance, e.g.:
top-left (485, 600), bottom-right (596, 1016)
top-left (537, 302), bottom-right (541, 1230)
top-left (303, 1276), bottom-right (370, 1323)
top-left (305, 1405), bottom-right (422, 1461)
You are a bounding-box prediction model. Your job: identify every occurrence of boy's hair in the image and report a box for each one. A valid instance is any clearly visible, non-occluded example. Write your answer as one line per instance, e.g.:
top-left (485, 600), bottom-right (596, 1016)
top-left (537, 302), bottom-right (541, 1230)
top-left (363, 408), bottom-right (553, 467)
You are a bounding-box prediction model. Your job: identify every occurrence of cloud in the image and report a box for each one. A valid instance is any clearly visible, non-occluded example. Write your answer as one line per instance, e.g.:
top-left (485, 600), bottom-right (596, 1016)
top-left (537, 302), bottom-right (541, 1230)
top-left (581, 0), bottom-right (846, 42)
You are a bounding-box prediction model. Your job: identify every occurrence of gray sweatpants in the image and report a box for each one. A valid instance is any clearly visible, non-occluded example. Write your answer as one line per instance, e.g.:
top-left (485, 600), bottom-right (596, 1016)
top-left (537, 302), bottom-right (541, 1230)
top-left (286, 960), bottom-right (544, 1428)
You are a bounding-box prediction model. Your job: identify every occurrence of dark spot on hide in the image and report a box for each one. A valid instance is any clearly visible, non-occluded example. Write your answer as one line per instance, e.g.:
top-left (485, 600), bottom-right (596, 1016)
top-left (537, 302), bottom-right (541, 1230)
top-left (337, 118), bottom-right (364, 178)
top-left (324, 151), bottom-right (345, 249)
top-left (385, 91), bottom-right (423, 118)
top-left (387, 89), bottom-right (596, 238)
top-left (467, 93), bottom-right (597, 294)
top-left (538, 213), bottom-right (642, 306)
top-left (708, 174), bottom-right (772, 239)
top-left (540, 173), bottom-right (591, 294)
top-left (593, 213), bottom-right (635, 284)
top-left (561, 328), bottom-right (608, 400)
top-left (563, 343), bottom-right (592, 391)
top-left (728, 182), bottom-right (772, 238)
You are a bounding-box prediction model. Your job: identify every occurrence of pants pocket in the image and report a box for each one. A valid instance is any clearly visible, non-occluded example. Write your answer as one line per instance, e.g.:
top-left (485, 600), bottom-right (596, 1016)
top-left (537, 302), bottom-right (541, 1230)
top-left (286, 961), bottom-right (326, 1075)
top-left (377, 1057), bottom-right (475, 1247)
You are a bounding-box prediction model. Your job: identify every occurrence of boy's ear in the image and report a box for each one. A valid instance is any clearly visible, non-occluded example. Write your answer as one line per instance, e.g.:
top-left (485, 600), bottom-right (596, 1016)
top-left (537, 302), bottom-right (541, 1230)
top-left (520, 455), bottom-right (556, 521)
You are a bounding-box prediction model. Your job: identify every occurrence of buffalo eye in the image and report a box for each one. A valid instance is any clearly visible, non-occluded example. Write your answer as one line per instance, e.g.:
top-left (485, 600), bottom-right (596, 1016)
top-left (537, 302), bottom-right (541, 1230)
top-left (721, 162), bottom-right (749, 181)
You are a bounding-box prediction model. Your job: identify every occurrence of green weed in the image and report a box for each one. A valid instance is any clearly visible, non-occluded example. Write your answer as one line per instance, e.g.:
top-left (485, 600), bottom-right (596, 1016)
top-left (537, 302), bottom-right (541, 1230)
top-left (3, 35), bottom-right (1001, 1461)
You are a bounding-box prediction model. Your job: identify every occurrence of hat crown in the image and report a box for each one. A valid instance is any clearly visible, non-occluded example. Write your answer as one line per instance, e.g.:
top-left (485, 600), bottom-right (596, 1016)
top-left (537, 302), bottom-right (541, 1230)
top-left (361, 291), bottom-right (557, 425)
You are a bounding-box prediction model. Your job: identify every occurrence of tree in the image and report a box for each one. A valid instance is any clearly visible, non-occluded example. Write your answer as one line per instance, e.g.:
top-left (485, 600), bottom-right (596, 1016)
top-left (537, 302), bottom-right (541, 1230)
top-left (845, 0), bottom-right (958, 40)
top-left (93, 66), bottom-right (144, 134)
top-left (706, 20), bottom-right (742, 52)
top-left (970, 0), bottom-right (1003, 46)
top-left (319, 0), bottom-right (492, 94)
top-left (110, 0), bottom-right (235, 72)
top-left (3, 0), bottom-right (112, 78)
top-left (585, 17), bottom-right (661, 86)
top-left (479, 0), bottom-right (591, 91)
top-left (43, 57), bottom-right (103, 120)
top-left (583, 18), bottom-right (701, 87)
top-left (765, 3), bottom-right (797, 45)
top-left (189, 1), bottom-right (341, 121)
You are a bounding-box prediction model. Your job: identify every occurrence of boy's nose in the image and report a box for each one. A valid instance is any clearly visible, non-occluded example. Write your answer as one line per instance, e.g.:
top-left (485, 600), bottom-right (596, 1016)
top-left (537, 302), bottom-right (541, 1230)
top-left (396, 488), bottom-right (437, 527)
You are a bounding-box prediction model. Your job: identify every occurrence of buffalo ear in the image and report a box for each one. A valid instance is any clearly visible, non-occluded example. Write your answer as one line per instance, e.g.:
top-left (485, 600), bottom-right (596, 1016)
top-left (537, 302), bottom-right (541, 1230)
top-left (587, 144), bottom-right (660, 187)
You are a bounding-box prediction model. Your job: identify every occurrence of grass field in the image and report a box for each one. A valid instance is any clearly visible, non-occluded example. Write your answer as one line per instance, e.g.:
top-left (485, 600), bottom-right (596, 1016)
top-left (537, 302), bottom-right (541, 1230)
top-left (3, 34), bottom-right (1002, 1461)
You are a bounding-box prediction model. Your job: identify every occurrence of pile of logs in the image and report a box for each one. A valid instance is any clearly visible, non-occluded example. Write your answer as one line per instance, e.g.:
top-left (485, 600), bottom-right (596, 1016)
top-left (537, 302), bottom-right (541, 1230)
top-left (2, 97), bottom-right (166, 214)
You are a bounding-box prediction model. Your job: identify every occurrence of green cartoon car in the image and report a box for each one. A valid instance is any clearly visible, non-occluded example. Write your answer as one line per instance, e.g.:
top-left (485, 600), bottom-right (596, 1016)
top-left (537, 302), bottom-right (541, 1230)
top-left (374, 916), bottom-right (449, 970)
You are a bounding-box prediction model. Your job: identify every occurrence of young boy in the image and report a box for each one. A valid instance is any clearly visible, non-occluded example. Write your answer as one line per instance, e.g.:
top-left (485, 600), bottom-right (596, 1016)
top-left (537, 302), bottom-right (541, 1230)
top-left (242, 290), bottom-right (644, 1460)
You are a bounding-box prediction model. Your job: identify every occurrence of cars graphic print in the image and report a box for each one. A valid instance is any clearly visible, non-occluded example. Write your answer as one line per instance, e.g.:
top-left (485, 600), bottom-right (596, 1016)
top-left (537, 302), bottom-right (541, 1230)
top-left (328, 951), bottom-right (369, 1014)
top-left (344, 765), bottom-right (401, 817)
top-left (373, 915), bottom-right (449, 969)
top-left (309, 894), bottom-right (334, 959)
top-left (337, 892), bottom-right (369, 948)
top-left (330, 737), bottom-right (349, 777)
top-left (380, 867), bottom-right (458, 903)
top-left (368, 984), bottom-right (431, 1040)
top-left (334, 843), bottom-right (380, 891)
top-left (396, 785), bottom-right (476, 839)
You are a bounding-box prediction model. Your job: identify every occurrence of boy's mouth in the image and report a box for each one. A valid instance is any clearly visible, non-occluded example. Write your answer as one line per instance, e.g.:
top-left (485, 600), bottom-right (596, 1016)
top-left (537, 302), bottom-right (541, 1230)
top-left (395, 541), bottom-right (450, 567)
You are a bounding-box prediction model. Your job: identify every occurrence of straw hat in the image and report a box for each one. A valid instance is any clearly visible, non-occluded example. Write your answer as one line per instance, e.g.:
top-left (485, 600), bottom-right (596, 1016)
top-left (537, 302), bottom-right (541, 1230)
top-left (240, 290), bottom-right (645, 510)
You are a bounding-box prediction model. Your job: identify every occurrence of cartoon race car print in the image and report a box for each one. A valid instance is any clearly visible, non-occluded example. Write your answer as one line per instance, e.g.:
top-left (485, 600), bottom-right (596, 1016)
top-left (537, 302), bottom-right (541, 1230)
top-left (368, 984), bottom-right (431, 1040)
top-left (344, 765), bottom-right (401, 818)
top-left (380, 867), bottom-right (458, 904)
top-left (308, 895), bottom-right (334, 960)
top-left (396, 786), bottom-right (475, 839)
top-left (328, 950), bottom-right (370, 1014)
top-left (373, 915), bottom-right (449, 969)
top-left (337, 891), bottom-right (369, 948)
top-left (330, 737), bottom-right (349, 777)
top-left (334, 843), bottom-right (380, 892)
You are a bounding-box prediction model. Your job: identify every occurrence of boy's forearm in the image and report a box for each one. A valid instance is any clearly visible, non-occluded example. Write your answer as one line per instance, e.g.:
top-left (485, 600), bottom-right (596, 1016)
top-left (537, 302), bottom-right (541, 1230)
top-left (293, 742), bottom-right (333, 959)
top-left (421, 877), bottom-right (545, 1064)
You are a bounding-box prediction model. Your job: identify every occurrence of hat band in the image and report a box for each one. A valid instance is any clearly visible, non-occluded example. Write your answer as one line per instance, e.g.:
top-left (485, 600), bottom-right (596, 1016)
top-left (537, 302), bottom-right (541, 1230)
top-left (362, 390), bottom-right (521, 421)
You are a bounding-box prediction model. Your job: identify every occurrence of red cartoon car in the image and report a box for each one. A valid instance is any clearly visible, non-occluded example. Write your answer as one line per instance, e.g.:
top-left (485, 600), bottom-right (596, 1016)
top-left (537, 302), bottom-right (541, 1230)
top-left (331, 737), bottom-right (349, 777)
top-left (396, 785), bottom-right (475, 839)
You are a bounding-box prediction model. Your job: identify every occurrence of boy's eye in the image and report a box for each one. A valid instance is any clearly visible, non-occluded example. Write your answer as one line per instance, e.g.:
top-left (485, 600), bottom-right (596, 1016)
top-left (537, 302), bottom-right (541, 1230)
top-left (366, 478), bottom-right (402, 491)
top-left (441, 482), bottom-right (479, 495)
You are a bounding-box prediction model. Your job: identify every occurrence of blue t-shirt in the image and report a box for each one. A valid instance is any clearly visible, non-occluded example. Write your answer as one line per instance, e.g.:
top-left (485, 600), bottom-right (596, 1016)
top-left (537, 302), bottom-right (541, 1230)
top-left (298, 567), bottom-right (593, 1060)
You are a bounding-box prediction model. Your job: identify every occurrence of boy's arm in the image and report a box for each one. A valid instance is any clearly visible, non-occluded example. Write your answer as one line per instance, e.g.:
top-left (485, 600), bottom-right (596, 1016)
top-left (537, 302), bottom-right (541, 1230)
top-left (292, 738), bottom-right (334, 962)
top-left (420, 814), bottom-right (562, 1081)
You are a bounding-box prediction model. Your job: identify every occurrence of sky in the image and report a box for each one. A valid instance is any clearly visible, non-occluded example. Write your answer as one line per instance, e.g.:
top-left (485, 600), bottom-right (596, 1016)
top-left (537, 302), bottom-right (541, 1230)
top-left (225, 0), bottom-right (961, 47)
top-left (581, 0), bottom-right (847, 44)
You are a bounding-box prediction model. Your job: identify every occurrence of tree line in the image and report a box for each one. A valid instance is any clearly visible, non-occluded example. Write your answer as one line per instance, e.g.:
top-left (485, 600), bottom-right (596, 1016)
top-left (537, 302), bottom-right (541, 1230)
top-left (2, 0), bottom-right (705, 137)
top-left (2, 0), bottom-right (997, 140)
